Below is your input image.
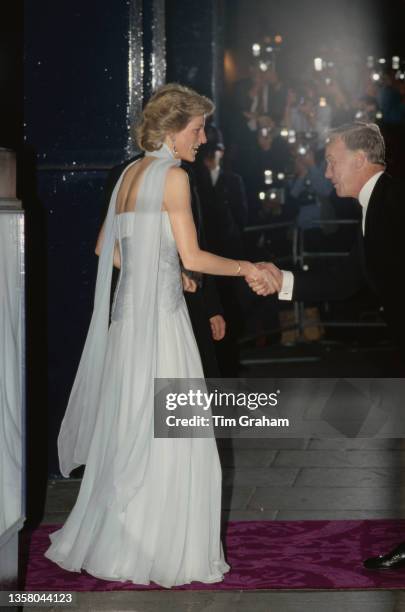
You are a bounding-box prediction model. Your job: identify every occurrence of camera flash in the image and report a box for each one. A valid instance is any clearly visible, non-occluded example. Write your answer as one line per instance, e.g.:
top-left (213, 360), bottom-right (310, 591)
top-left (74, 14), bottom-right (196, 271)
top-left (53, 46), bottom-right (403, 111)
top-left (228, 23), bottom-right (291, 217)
top-left (371, 72), bottom-right (381, 82)
top-left (314, 57), bottom-right (323, 71)
top-left (259, 61), bottom-right (268, 72)
top-left (378, 58), bottom-right (386, 64)
top-left (376, 111), bottom-right (383, 119)
top-left (280, 128), bottom-right (289, 138)
top-left (252, 43), bottom-right (261, 57)
top-left (264, 169), bottom-right (273, 185)
top-left (319, 97), bottom-right (327, 107)
top-left (270, 192), bottom-right (277, 200)
top-left (259, 191), bottom-right (266, 200)
top-left (392, 56), bottom-right (400, 69)
top-left (355, 110), bottom-right (363, 119)
top-left (277, 172), bottom-right (285, 180)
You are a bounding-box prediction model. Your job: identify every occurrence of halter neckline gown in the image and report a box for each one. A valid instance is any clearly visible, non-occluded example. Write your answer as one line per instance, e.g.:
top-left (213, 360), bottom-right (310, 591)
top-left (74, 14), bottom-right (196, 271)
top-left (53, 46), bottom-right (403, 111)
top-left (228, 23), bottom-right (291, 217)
top-left (45, 145), bottom-right (230, 587)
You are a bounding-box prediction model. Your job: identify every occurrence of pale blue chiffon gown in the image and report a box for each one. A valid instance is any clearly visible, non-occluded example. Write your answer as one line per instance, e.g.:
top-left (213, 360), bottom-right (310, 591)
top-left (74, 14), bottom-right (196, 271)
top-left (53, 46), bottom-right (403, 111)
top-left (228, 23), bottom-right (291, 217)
top-left (45, 145), bottom-right (230, 587)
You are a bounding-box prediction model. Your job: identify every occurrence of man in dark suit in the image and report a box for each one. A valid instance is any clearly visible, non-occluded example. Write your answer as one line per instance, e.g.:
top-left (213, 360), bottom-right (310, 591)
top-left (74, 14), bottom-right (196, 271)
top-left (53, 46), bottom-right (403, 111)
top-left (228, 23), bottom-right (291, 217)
top-left (193, 128), bottom-right (247, 261)
top-left (253, 122), bottom-right (405, 357)
top-left (249, 122), bottom-right (405, 569)
top-left (193, 127), bottom-right (248, 376)
top-left (182, 162), bottom-right (226, 377)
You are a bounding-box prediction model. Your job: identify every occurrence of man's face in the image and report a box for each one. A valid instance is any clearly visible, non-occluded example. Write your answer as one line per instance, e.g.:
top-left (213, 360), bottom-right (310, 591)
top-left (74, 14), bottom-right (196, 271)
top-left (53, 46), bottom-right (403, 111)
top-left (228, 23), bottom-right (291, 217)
top-left (325, 137), bottom-right (360, 198)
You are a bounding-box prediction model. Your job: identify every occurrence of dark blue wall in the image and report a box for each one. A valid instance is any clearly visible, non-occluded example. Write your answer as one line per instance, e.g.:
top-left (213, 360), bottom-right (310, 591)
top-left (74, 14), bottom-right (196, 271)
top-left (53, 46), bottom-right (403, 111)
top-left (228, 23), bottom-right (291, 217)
top-left (24, 1), bottom-right (132, 477)
top-left (24, 2), bottom-right (129, 161)
top-left (0, 2), bottom-right (22, 149)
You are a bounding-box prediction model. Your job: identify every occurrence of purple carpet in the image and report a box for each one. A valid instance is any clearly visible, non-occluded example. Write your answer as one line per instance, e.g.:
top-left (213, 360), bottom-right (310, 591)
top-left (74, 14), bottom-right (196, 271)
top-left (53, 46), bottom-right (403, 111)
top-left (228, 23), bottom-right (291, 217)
top-left (24, 521), bottom-right (405, 590)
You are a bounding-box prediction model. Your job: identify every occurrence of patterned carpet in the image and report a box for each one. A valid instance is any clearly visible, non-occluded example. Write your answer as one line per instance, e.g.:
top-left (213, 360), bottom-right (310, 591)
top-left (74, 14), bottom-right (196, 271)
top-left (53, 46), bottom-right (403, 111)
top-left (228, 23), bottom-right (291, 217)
top-left (23, 520), bottom-right (405, 590)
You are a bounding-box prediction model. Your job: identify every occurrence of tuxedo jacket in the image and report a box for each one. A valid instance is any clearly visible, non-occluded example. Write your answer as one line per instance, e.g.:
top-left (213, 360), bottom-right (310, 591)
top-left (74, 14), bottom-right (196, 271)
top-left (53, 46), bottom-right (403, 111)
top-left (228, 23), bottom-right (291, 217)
top-left (193, 163), bottom-right (248, 259)
top-left (293, 173), bottom-right (405, 354)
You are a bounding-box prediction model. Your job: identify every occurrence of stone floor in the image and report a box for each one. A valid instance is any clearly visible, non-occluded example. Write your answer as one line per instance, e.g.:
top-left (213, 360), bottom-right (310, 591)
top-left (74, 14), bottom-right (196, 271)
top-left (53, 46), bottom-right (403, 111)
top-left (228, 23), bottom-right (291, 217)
top-left (44, 437), bottom-right (405, 525)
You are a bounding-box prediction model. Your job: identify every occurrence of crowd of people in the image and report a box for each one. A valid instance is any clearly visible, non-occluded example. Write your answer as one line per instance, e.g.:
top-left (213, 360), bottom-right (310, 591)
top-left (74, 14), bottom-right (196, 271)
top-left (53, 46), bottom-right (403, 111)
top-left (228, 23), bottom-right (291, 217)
top-left (185, 50), bottom-right (405, 357)
top-left (228, 54), bottom-right (404, 222)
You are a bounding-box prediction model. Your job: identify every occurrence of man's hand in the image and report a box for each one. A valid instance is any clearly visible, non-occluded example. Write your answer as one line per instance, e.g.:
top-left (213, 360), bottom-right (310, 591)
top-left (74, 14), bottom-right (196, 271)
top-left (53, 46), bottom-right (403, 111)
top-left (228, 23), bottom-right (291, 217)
top-left (210, 314), bottom-right (226, 341)
top-left (182, 272), bottom-right (198, 293)
top-left (246, 262), bottom-right (283, 296)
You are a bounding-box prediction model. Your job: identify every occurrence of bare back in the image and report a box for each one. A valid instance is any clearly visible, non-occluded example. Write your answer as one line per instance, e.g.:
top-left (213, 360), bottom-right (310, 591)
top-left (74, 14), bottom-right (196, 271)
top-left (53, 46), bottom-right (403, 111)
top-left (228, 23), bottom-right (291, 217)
top-left (115, 156), bottom-right (156, 215)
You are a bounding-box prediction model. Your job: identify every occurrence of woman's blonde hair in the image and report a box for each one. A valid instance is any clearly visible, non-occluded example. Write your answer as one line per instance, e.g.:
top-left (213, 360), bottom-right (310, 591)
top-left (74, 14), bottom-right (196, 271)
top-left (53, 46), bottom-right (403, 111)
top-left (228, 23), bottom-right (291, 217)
top-left (136, 83), bottom-right (215, 151)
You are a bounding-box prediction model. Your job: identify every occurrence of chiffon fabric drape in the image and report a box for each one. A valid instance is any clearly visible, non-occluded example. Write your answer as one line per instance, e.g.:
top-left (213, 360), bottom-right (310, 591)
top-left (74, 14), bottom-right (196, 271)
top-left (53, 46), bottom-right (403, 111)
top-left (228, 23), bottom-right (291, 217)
top-left (45, 144), bottom-right (230, 587)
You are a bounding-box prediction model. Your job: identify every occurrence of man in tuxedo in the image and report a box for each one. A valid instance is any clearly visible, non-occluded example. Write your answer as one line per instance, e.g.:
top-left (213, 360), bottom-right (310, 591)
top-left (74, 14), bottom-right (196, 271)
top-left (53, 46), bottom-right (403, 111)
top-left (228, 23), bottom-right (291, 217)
top-left (193, 126), bottom-right (248, 375)
top-left (249, 122), bottom-right (405, 569)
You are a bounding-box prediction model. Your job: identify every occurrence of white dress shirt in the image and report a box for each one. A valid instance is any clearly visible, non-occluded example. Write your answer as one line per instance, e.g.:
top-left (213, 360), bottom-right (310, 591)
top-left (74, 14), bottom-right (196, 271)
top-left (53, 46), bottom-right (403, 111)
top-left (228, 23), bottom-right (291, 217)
top-left (358, 171), bottom-right (384, 235)
top-left (278, 171), bottom-right (384, 300)
top-left (210, 166), bottom-right (220, 186)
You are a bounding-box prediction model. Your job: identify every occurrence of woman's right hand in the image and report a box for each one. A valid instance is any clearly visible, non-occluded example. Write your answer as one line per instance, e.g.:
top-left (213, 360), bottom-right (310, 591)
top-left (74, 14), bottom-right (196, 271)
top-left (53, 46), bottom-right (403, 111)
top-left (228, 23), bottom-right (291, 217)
top-left (239, 260), bottom-right (260, 280)
top-left (242, 261), bottom-right (283, 295)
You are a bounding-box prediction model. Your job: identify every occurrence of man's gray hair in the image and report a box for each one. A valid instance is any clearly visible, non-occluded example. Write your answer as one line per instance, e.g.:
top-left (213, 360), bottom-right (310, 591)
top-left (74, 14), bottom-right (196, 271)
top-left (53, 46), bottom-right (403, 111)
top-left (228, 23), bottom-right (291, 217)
top-left (327, 122), bottom-right (386, 165)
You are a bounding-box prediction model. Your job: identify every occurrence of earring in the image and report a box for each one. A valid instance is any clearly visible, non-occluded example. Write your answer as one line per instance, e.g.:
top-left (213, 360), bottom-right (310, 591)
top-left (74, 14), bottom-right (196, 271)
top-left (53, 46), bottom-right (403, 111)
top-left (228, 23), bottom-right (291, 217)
top-left (171, 138), bottom-right (178, 157)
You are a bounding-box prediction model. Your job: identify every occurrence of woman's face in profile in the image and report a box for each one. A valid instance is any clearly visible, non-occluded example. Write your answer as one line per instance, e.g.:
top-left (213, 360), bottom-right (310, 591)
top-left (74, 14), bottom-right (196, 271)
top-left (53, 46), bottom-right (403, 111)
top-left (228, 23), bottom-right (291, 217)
top-left (172, 115), bottom-right (207, 162)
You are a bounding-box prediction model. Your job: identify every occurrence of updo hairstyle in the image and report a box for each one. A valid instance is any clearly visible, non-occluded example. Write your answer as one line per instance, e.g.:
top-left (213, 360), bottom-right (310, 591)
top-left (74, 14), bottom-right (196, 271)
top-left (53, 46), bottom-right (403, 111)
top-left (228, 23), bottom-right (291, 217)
top-left (136, 83), bottom-right (215, 151)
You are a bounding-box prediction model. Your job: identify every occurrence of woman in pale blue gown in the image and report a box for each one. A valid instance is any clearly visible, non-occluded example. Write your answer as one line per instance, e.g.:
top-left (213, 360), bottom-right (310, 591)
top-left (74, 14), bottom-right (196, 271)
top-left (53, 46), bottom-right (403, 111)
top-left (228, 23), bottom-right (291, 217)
top-left (45, 84), bottom-right (278, 587)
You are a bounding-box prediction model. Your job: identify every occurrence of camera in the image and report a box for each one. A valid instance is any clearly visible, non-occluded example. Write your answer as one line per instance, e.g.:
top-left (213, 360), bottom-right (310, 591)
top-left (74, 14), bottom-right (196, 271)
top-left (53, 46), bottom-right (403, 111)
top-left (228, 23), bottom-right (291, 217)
top-left (260, 127), bottom-right (273, 137)
top-left (259, 187), bottom-right (285, 205)
top-left (264, 169), bottom-right (273, 184)
top-left (269, 188), bottom-right (285, 204)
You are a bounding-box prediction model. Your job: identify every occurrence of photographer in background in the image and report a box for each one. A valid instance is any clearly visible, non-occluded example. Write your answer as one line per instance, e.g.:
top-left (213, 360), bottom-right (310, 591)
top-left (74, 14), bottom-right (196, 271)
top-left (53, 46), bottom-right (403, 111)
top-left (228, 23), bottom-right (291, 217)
top-left (284, 83), bottom-right (332, 148)
top-left (247, 116), bottom-right (292, 222)
top-left (230, 62), bottom-right (287, 179)
top-left (289, 141), bottom-right (335, 238)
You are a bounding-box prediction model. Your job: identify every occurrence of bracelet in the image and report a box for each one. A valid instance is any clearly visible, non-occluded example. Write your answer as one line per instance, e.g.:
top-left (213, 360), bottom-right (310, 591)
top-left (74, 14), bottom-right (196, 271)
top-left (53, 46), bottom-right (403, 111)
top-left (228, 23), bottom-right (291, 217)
top-left (235, 261), bottom-right (241, 276)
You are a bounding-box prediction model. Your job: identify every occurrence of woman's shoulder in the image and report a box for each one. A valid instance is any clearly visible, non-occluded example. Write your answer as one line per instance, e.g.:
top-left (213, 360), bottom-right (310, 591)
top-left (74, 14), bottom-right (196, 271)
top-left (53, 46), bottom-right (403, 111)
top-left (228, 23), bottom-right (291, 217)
top-left (164, 166), bottom-right (191, 208)
top-left (166, 165), bottom-right (189, 187)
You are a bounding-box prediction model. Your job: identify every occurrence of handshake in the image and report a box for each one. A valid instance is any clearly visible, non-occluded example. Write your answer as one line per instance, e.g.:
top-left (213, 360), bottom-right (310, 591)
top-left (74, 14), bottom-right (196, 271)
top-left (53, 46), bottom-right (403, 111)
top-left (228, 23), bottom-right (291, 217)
top-left (244, 261), bottom-right (283, 296)
top-left (181, 261), bottom-right (283, 297)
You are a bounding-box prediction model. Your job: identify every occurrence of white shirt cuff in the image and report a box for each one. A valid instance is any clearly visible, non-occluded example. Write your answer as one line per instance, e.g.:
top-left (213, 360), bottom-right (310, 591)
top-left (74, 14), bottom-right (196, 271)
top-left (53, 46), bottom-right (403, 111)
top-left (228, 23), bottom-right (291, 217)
top-left (279, 270), bottom-right (294, 301)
